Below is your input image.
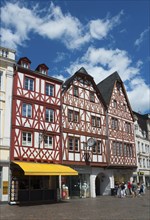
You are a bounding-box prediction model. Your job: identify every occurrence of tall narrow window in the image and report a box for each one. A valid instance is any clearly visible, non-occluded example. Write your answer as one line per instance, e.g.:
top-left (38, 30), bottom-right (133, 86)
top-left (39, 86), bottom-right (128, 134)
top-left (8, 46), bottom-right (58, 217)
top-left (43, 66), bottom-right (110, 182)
top-left (46, 84), bottom-right (54, 96)
top-left (68, 110), bottom-right (73, 122)
top-left (111, 118), bottom-right (118, 130)
top-left (125, 122), bottom-right (131, 133)
top-left (73, 86), bottom-right (79, 97)
top-left (113, 142), bottom-right (117, 156)
top-left (22, 103), bottom-right (32, 117)
top-left (113, 100), bottom-right (117, 108)
top-left (44, 136), bottom-right (53, 149)
top-left (25, 77), bottom-right (34, 91)
top-left (0, 71), bottom-right (2, 91)
top-left (89, 92), bottom-right (95, 102)
top-left (91, 116), bottom-right (96, 127)
top-left (22, 132), bottom-right (32, 146)
top-left (45, 108), bottom-right (54, 122)
top-left (97, 141), bottom-right (102, 154)
top-left (74, 111), bottom-right (79, 123)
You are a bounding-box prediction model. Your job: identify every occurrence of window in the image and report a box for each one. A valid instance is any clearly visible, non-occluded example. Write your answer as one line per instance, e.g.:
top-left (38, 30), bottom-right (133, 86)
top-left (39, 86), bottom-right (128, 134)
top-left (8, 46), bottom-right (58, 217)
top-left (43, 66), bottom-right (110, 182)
top-left (45, 108), bottom-right (54, 122)
top-left (68, 110), bottom-right (73, 122)
top-left (1, 49), bottom-right (8, 57)
top-left (113, 142), bottom-right (117, 156)
top-left (97, 141), bottom-right (102, 154)
top-left (44, 136), bottom-right (53, 149)
top-left (25, 77), bottom-right (34, 91)
top-left (22, 132), bottom-right (32, 146)
top-left (129, 144), bottom-right (133, 157)
top-left (68, 110), bottom-right (79, 123)
top-left (0, 71), bottom-right (2, 90)
top-left (74, 111), bottom-right (79, 123)
top-left (124, 143), bottom-right (127, 156)
top-left (113, 100), bottom-right (117, 108)
top-left (111, 118), bottom-right (118, 130)
top-left (73, 86), bottom-right (79, 97)
top-left (68, 137), bottom-right (79, 152)
top-left (91, 116), bottom-right (101, 127)
top-left (123, 103), bottom-right (126, 111)
top-left (125, 122), bottom-right (131, 133)
top-left (41, 69), bottom-right (47, 75)
top-left (46, 84), bottom-right (54, 96)
top-left (89, 92), bottom-right (95, 102)
top-left (22, 103), bottom-right (32, 117)
top-left (93, 141), bottom-right (102, 154)
top-left (22, 62), bottom-right (29, 69)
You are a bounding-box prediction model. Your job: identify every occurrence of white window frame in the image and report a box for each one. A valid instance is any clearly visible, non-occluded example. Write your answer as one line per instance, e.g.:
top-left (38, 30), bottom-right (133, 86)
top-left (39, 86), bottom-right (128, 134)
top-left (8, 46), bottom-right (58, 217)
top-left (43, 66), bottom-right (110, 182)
top-left (22, 103), bottom-right (32, 117)
top-left (45, 108), bottom-right (54, 122)
top-left (22, 132), bottom-right (32, 146)
top-left (44, 135), bottom-right (53, 149)
top-left (25, 77), bottom-right (34, 91)
top-left (46, 84), bottom-right (54, 96)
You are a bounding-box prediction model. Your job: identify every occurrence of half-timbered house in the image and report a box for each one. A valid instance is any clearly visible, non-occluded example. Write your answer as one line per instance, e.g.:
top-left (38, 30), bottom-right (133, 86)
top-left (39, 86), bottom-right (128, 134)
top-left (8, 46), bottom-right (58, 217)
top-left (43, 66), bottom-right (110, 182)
top-left (10, 57), bottom-right (77, 204)
top-left (62, 67), bottom-right (108, 198)
top-left (97, 72), bottom-right (137, 191)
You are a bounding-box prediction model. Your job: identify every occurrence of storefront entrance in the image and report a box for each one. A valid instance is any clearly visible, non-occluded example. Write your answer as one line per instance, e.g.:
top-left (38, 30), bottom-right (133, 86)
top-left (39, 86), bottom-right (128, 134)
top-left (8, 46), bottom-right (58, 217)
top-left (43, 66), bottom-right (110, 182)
top-left (10, 175), bottom-right (58, 204)
top-left (0, 167), bottom-right (2, 201)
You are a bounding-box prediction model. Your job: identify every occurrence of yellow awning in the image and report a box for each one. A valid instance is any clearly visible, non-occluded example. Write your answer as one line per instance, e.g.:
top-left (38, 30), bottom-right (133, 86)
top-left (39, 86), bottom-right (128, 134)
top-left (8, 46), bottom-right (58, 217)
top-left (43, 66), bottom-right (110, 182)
top-left (12, 161), bottom-right (78, 176)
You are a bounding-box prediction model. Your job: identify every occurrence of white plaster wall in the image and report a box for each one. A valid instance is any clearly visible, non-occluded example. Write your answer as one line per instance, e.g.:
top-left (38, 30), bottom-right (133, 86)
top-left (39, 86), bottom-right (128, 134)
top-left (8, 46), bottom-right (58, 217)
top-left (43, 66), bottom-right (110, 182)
top-left (2, 166), bottom-right (9, 201)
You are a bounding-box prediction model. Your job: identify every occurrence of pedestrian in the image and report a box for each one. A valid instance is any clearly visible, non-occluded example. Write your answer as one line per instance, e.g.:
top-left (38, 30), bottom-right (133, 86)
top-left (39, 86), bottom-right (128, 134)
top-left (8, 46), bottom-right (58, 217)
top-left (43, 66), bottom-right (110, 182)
top-left (139, 182), bottom-right (144, 195)
top-left (120, 182), bottom-right (125, 198)
top-left (132, 181), bottom-right (137, 198)
top-left (127, 181), bottom-right (132, 195)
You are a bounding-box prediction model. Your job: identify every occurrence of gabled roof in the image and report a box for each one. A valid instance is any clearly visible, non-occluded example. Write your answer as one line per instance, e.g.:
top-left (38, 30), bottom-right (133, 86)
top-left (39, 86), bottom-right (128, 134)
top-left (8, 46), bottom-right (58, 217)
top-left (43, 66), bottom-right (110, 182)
top-left (35, 63), bottom-right (49, 71)
top-left (133, 111), bottom-right (150, 133)
top-left (63, 67), bottom-right (107, 109)
top-left (17, 57), bottom-right (31, 65)
top-left (97, 71), bottom-right (134, 119)
top-left (97, 71), bottom-right (122, 106)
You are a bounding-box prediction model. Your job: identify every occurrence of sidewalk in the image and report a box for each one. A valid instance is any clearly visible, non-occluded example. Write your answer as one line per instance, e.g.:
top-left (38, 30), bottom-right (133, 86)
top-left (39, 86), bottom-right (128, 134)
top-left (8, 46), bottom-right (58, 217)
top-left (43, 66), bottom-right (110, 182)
top-left (0, 191), bottom-right (150, 220)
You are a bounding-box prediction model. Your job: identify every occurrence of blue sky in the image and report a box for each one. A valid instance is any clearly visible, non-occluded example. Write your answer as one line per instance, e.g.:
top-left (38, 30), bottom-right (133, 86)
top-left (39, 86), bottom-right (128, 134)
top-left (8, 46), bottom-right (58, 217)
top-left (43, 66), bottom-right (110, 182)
top-left (1, 0), bottom-right (150, 114)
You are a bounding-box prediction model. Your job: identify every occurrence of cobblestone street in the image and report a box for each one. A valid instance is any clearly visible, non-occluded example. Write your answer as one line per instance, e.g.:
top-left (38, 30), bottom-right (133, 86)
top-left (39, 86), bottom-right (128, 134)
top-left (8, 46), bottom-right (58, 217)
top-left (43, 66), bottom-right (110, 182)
top-left (0, 191), bottom-right (150, 220)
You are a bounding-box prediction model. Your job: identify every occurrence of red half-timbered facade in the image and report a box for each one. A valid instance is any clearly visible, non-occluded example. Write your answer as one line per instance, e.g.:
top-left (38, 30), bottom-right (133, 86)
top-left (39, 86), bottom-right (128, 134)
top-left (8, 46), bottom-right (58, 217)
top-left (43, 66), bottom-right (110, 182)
top-left (11, 57), bottom-right (62, 163)
top-left (61, 67), bottom-right (107, 198)
top-left (97, 72), bottom-right (137, 184)
top-left (9, 57), bottom-right (65, 204)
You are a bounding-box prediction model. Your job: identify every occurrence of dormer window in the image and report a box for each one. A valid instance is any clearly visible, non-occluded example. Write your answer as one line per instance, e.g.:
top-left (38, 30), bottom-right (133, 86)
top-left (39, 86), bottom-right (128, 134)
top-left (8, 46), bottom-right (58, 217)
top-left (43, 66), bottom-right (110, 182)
top-left (41, 68), bottom-right (47, 75)
top-left (22, 62), bottom-right (29, 69)
top-left (18, 57), bottom-right (31, 69)
top-left (35, 64), bottom-right (49, 75)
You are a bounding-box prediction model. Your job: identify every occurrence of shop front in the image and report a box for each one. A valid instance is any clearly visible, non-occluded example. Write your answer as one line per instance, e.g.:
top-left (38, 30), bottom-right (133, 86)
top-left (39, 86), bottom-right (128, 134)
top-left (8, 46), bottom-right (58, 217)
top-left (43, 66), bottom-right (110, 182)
top-left (9, 161), bottom-right (78, 204)
top-left (61, 165), bottom-right (91, 199)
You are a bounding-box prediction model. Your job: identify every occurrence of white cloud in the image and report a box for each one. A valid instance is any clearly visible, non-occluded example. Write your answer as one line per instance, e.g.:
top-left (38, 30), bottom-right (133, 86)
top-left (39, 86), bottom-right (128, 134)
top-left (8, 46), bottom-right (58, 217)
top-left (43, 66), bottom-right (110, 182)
top-left (0, 2), bottom-right (123, 51)
top-left (134, 28), bottom-right (150, 47)
top-left (66, 46), bottom-right (150, 113)
top-left (127, 78), bottom-right (150, 113)
top-left (89, 10), bottom-right (123, 40)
